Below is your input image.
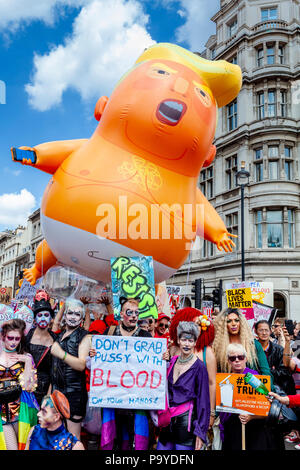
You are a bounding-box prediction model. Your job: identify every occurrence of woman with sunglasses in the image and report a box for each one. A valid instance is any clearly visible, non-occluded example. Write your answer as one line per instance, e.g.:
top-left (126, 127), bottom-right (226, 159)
top-left (219, 343), bottom-right (282, 450)
top-left (0, 319), bottom-right (37, 450)
top-left (213, 308), bottom-right (271, 380)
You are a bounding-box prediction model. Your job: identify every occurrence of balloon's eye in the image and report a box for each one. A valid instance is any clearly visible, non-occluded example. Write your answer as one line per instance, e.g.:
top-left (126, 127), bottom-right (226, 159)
top-left (195, 87), bottom-right (212, 107)
top-left (148, 68), bottom-right (171, 78)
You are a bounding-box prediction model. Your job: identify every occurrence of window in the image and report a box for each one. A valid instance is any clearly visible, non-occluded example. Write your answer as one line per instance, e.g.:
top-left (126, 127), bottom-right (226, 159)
top-left (255, 148), bottom-right (263, 160)
top-left (211, 48), bottom-right (216, 59)
top-left (280, 90), bottom-right (287, 117)
top-left (227, 100), bottom-right (237, 131)
top-left (267, 90), bottom-right (276, 117)
top-left (268, 146), bottom-right (279, 180)
top-left (201, 240), bottom-right (214, 258)
top-left (284, 146), bottom-right (292, 180)
top-left (226, 155), bottom-right (238, 190)
top-left (267, 210), bottom-right (283, 247)
top-left (256, 210), bottom-right (263, 248)
top-left (254, 148), bottom-right (263, 182)
top-left (257, 92), bottom-right (265, 119)
top-left (226, 213), bottom-right (239, 249)
top-left (278, 45), bottom-right (285, 64)
top-left (257, 48), bottom-right (264, 67)
top-left (288, 210), bottom-right (295, 248)
top-left (200, 166), bottom-right (214, 199)
top-left (228, 18), bottom-right (238, 37)
top-left (266, 44), bottom-right (275, 65)
top-left (261, 7), bottom-right (278, 21)
top-left (229, 55), bottom-right (238, 64)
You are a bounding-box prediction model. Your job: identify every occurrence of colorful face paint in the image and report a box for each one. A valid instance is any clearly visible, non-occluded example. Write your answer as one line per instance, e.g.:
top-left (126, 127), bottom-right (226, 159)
top-left (65, 310), bottom-right (82, 328)
top-left (4, 332), bottom-right (21, 351)
top-left (35, 310), bottom-right (51, 329)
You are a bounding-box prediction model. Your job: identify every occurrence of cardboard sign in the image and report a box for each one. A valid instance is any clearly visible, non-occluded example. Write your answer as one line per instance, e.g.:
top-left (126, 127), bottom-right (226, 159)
top-left (252, 301), bottom-right (277, 326)
top-left (111, 256), bottom-right (158, 320)
top-left (249, 282), bottom-right (273, 307)
top-left (89, 335), bottom-right (167, 410)
top-left (202, 300), bottom-right (213, 319)
top-left (226, 287), bottom-right (253, 309)
top-left (15, 278), bottom-right (43, 306)
top-left (216, 373), bottom-right (271, 416)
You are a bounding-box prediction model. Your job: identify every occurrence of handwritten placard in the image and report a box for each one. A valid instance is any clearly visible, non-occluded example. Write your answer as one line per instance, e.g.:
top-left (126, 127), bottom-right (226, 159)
top-left (89, 335), bottom-right (167, 410)
top-left (111, 256), bottom-right (158, 319)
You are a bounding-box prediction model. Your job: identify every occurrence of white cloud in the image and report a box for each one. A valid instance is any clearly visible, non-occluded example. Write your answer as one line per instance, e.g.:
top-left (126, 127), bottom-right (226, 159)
top-left (25, 0), bottom-right (155, 111)
top-left (162, 0), bottom-right (219, 51)
top-left (0, 189), bottom-right (36, 227)
top-left (0, 0), bottom-right (86, 31)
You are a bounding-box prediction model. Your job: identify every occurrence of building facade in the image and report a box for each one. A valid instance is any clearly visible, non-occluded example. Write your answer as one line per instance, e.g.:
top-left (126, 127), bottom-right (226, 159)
top-left (173, 0), bottom-right (300, 320)
top-left (0, 209), bottom-right (43, 298)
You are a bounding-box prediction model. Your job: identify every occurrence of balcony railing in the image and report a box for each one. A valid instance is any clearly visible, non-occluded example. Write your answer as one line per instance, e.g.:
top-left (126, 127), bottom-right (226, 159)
top-left (253, 20), bottom-right (288, 33)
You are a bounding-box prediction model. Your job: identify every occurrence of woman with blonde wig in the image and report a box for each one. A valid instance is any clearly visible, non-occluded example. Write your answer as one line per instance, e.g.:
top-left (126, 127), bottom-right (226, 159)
top-left (212, 308), bottom-right (271, 380)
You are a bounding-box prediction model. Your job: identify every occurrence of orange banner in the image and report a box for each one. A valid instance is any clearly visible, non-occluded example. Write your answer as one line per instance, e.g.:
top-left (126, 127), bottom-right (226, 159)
top-left (216, 373), bottom-right (271, 416)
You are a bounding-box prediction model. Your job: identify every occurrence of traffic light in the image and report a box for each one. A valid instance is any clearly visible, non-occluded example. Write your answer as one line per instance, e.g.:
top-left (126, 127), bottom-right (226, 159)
top-left (191, 278), bottom-right (202, 309)
top-left (212, 288), bottom-right (221, 307)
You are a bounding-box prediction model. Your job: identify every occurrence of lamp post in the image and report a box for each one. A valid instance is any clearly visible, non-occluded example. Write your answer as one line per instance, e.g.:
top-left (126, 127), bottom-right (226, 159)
top-left (236, 161), bottom-right (250, 281)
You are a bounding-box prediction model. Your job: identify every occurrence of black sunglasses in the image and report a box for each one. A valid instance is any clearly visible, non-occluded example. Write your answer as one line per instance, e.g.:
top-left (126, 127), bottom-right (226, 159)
top-left (125, 309), bottom-right (139, 317)
top-left (158, 323), bottom-right (168, 329)
top-left (228, 355), bottom-right (245, 362)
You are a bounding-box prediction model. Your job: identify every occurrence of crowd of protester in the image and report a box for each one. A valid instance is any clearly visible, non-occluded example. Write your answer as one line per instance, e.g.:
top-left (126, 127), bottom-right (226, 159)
top-left (0, 289), bottom-right (299, 451)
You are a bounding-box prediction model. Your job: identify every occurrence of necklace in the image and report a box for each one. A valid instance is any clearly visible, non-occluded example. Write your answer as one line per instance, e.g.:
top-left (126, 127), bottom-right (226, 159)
top-left (177, 353), bottom-right (194, 364)
top-left (3, 347), bottom-right (17, 353)
top-left (121, 322), bottom-right (136, 332)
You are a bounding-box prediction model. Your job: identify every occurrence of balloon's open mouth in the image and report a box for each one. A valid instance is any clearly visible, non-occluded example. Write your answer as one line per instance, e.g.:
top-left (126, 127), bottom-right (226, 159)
top-left (156, 100), bottom-right (186, 125)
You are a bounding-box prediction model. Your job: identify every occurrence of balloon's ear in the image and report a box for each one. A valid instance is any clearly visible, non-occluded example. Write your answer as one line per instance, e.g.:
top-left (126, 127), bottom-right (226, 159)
top-left (94, 96), bottom-right (109, 121)
top-left (202, 145), bottom-right (216, 168)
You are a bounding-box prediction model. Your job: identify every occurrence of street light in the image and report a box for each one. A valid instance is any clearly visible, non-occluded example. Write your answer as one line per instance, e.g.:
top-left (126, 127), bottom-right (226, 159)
top-left (236, 161), bottom-right (250, 281)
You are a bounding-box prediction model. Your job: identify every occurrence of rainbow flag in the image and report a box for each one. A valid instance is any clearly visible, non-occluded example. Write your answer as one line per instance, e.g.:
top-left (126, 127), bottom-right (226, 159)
top-left (18, 391), bottom-right (39, 450)
top-left (100, 408), bottom-right (149, 450)
top-left (0, 419), bottom-right (6, 450)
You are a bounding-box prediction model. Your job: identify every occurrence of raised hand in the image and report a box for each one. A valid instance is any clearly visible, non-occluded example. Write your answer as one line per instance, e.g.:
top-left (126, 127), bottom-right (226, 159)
top-left (216, 232), bottom-right (237, 252)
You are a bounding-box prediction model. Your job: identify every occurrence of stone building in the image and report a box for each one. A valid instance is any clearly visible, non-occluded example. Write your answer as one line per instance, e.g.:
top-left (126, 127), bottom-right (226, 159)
top-left (173, 0), bottom-right (300, 320)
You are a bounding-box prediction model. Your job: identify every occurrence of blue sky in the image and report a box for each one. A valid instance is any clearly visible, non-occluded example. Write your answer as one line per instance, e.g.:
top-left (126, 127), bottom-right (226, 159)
top-left (0, 0), bottom-right (219, 231)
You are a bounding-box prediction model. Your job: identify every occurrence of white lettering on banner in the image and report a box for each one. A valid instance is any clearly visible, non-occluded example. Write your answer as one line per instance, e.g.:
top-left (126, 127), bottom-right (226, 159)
top-left (90, 335), bottom-right (167, 410)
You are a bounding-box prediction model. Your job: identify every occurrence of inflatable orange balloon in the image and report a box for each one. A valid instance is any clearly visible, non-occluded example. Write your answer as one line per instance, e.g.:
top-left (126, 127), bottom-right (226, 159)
top-left (11, 43), bottom-right (242, 285)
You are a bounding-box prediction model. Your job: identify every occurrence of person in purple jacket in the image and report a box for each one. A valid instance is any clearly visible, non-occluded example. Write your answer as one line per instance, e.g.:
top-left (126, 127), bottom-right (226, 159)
top-left (157, 321), bottom-right (210, 450)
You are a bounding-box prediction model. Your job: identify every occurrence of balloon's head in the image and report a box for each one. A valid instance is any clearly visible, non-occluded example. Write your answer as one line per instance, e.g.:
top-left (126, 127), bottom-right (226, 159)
top-left (95, 43), bottom-right (242, 176)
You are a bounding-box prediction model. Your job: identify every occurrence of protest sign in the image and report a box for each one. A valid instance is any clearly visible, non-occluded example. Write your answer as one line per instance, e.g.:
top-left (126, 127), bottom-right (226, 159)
top-left (226, 287), bottom-right (253, 309)
top-left (249, 282), bottom-right (273, 306)
top-left (252, 301), bottom-right (277, 327)
top-left (216, 373), bottom-right (271, 416)
top-left (15, 278), bottom-right (43, 306)
top-left (155, 282), bottom-right (171, 316)
top-left (202, 300), bottom-right (213, 319)
top-left (89, 335), bottom-right (167, 410)
top-left (111, 256), bottom-right (158, 319)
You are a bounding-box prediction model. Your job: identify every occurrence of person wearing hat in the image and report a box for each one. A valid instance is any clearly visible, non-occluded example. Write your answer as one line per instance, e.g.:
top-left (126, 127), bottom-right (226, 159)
top-left (26, 390), bottom-right (84, 450)
top-left (25, 298), bottom-right (57, 406)
top-left (154, 313), bottom-right (170, 340)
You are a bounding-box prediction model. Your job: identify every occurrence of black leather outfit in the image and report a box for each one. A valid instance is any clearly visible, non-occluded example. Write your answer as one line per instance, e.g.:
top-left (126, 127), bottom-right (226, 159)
top-left (51, 327), bottom-right (89, 420)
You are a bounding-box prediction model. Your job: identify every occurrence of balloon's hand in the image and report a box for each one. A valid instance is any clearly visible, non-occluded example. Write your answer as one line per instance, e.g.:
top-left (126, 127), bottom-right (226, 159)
top-left (216, 232), bottom-right (237, 252)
